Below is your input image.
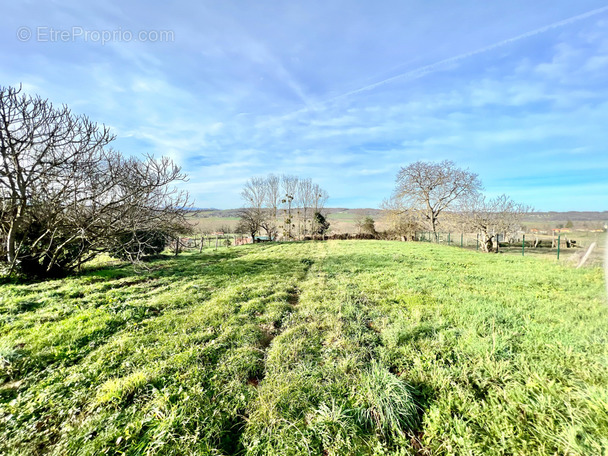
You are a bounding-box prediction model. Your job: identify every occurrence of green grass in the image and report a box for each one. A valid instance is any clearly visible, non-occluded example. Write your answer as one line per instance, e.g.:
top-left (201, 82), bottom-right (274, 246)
top-left (1, 241), bottom-right (606, 455)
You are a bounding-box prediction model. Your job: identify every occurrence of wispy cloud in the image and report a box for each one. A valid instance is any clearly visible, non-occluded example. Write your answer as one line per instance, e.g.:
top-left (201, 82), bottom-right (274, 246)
top-left (304, 5), bottom-right (608, 108)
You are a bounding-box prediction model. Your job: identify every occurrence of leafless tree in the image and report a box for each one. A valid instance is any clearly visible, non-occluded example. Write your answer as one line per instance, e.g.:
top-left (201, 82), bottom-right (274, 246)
top-left (394, 160), bottom-right (481, 241)
top-left (311, 183), bottom-right (329, 236)
top-left (236, 207), bottom-right (263, 241)
top-left (281, 174), bottom-right (299, 239)
top-left (312, 183), bottom-right (329, 214)
top-left (240, 177), bottom-right (267, 240)
top-left (354, 213), bottom-right (365, 234)
top-left (298, 178), bottom-right (314, 237)
top-left (261, 174), bottom-right (281, 239)
top-left (259, 214), bottom-right (278, 241)
top-left (239, 174), bottom-right (328, 241)
top-left (107, 155), bottom-right (190, 261)
top-left (241, 176), bottom-right (267, 212)
top-left (0, 85), bottom-right (189, 277)
top-left (381, 197), bottom-right (422, 240)
top-left (461, 194), bottom-right (530, 252)
top-left (241, 176), bottom-right (280, 240)
top-left (264, 173), bottom-right (282, 219)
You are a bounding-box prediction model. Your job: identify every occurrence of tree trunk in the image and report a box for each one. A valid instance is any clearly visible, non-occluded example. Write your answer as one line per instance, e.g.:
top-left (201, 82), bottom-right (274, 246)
top-left (482, 235), bottom-right (493, 253)
top-left (5, 206), bottom-right (25, 268)
top-left (6, 222), bottom-right (18, 266)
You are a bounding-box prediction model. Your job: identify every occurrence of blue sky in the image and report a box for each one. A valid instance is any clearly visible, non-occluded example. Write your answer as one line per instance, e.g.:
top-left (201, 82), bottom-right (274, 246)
top-left (1, 1), bottom-right (607, 210)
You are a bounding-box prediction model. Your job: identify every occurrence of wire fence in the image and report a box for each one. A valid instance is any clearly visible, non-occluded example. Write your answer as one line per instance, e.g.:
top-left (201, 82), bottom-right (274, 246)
top-left (414, 230), bottom-right (606, 267)
top-left (174, 230), bottom-right (605, 269)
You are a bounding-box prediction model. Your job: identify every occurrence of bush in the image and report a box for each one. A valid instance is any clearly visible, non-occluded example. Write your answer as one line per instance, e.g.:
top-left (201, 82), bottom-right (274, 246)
top-left (314, 212), bottom-right (330, 235)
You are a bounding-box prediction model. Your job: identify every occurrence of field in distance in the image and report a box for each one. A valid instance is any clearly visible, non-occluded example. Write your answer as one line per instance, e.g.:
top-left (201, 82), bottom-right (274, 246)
top-left (1, 241), bottom-right (607, 455)
top-left (190, 208), bottom-right (608, 235)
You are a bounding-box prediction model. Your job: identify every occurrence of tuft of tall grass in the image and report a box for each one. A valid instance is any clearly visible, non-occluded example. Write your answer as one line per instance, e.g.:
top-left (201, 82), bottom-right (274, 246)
top-left (354, 360), bottom-right (419, 439)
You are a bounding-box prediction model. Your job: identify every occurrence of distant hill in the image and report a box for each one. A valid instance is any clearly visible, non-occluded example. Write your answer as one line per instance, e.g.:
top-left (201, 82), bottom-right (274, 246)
top-left (194, 208), bottom-right (607, 222)
top-left (523, 211), bottom-right (608, 222)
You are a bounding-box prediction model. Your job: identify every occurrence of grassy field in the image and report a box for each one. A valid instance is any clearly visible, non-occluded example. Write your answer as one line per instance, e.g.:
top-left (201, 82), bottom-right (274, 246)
top-left (189, 216), bottom-right (240, 233)
top-left (1, 241), bottom-right (607, 455)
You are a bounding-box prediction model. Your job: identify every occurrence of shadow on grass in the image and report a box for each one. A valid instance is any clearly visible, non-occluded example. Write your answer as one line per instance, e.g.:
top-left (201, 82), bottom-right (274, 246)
top-left (2, 247), bottom-right (313, 382)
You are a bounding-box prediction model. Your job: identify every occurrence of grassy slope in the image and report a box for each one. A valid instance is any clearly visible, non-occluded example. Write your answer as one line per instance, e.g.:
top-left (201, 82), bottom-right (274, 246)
top-left (0, 241), bottom-right (607, 455)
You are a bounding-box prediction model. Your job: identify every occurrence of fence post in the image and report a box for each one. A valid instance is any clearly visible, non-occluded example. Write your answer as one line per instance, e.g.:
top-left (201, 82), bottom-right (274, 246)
top-left (448, 233), bottom-right (451, 245)
top-left (522, 234), bottom-right (525, 256)
top-left (476, 234), bottom-right (479, 250)
top-left (461, 233), bottom-right (463, 248)
top-left (557, 234), bottom-right (561, 260)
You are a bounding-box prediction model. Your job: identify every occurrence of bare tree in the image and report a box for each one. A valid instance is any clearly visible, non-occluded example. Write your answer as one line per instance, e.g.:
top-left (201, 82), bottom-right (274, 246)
top-left (240, 174), bottom-right (328, 241)
top-left (241, 176), bottom-right (266, 212)
top-left (381, 197), bottom-right (422, 241)
top-left (298, 178), bottom-right (314, 238)
top-left (311, 183), bottom-right (329, 236)
top-left (354, 213), bottom-right (365, 234)
top-left (240, 177), bottom-right (268, 240)
top-left (394, 160), bottom-right (481, 241)
top-left (241, 176), bottom-right (281, 241)
top-left (259, 214), bottom-right (278, 241)
top-left (461, 194), bottom-right (530, 252)
top-left (312, 183), bottom-right (329, 214)
top-left (264, 173), bottom-right (282, 219)
top-left (262, 174), bottom-right (282, 240)
top-left (106, 155), bottom-right (190, 262)
top-left (354, 212), bottom-right (376, 235)
top-left (0, 85), bottom-right (189, 277)
top-left (236, 207), bottom-right (263, 241)
top-left (281, 174), bottom-right (299, 239)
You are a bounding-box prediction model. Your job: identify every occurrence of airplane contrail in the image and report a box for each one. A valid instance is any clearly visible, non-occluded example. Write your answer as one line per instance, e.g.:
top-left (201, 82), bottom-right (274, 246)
top-left (256, 5), bottom-right (608, 128)
top-left (329, 5), bottom-right (608, 102)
